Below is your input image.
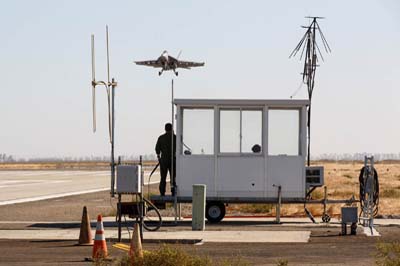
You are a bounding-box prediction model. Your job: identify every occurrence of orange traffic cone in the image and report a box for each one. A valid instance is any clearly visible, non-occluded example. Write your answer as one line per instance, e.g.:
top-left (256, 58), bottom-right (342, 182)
top-left (78, 206), bottom-right (93, 246)
top-left (92, 214), bottom-right (108, 259)
top-left (129, 223), bottom-right (143, 259)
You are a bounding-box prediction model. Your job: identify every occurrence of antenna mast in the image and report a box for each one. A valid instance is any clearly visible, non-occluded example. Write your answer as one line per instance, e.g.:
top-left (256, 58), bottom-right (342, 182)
top-left (290, 17), bottom-right (331, 166)
top-left (91, 26), bottom-right (118, 197)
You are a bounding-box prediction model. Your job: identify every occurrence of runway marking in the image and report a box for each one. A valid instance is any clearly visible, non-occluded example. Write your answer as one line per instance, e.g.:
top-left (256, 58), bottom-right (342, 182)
top-left (0, 171), bottom-right (109, 177)
top-left (0, 170), bottom-right (162, 205)
top-left (0, 188), bottom-right (110, 206)
top-left (0, 179), bottom-right (70, 188)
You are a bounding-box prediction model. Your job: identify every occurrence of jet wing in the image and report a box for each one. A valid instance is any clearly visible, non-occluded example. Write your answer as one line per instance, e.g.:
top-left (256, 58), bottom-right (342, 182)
top-left (177, 61), bottom-right (205, 69)
top-left (134, 60), bottom-right (162, 68)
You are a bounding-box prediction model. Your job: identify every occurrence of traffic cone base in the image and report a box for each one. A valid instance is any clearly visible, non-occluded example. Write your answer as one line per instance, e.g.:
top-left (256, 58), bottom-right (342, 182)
top-left (92, 214), bottom-right (108, 259)
top-left (129, 223), bottom-right (143, 259)
top-left (77, 206), bottom-right (93, 246)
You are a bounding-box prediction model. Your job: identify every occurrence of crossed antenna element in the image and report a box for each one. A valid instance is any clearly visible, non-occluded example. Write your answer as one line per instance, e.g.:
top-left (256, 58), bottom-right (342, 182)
top-left (289, 17), bottom-right (331, 166)
top-left (289, 16), bottom-right (331, 98)
top-left (91, 26), bottom-right (118, 142)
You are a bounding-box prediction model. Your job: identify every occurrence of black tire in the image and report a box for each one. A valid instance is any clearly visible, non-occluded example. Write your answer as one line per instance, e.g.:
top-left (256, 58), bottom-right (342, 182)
top-left (206, 201), bottom-right (225, 223)
top-left (350, 222), bottom-right (357, 235)
top-left (322, 213), bottom-right (331, 223)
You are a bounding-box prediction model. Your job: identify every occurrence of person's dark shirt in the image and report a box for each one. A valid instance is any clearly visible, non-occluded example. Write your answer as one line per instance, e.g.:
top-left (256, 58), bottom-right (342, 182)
top-left (155, 132), bottom-right (176, 162)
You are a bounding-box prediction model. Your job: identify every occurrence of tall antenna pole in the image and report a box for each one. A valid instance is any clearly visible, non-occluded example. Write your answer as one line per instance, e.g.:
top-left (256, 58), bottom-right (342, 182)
top-left (91, 35), bottom-right (97, 133)
top-left (90, 26), bottom-right (118, 197)
top-left (290, 17), bottom-right (331, 166)
top-left (111, 77), bottom-right (116, 197)
top-left (172, 79), bottom-right (178, 223)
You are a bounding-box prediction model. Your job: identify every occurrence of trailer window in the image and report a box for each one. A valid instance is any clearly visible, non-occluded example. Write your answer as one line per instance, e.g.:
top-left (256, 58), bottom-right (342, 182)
top-left (268, 109), bottom-right (299, 156)
top-left (242, 110), bottom-right (262, 153)
top-left (220, 109), bottom-right (262, 153)
top-left (220, 110), bottom-right (241, 153)
top-left (182, 109), bottom-right (214, 155)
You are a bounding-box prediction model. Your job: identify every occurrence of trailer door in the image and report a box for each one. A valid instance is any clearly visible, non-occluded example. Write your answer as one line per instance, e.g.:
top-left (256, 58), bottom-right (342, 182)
top-left (177, 107), bottom-right (215, 197)
top-left (216, 108), bottom-right (265, 198)
top-left (266, 108), bottom-right (305, 199)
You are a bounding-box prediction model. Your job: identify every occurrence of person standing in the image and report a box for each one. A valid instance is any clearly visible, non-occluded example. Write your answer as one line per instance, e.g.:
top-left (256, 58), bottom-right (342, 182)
top-left (155, 123), bottom-right (176, 196)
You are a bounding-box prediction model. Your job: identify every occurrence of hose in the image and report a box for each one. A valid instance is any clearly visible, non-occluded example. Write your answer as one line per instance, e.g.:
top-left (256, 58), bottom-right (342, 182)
top-left (359, 166), bottom-right (379, 217)
top-left (143, 162), bottom-right (162, 231)
top-left (142, 197), bottom-right (162, 231)
top-left (304, 186), bottom-right (317, 223)
top-left (148, 162), bottom-right (160, 200)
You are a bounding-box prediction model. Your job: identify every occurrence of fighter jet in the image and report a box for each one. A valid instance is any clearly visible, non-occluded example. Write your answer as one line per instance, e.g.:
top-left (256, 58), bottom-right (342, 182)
top-left (134, 50), bottom-right (204, 76)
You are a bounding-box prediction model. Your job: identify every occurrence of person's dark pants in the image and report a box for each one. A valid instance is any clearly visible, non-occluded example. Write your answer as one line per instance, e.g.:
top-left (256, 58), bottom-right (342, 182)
top-left (159, 158), bottom-right (176, 196)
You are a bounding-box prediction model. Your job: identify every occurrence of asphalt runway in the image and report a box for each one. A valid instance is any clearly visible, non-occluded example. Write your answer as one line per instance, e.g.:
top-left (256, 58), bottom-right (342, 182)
top-left (0, 170), bottom-right (161, 206)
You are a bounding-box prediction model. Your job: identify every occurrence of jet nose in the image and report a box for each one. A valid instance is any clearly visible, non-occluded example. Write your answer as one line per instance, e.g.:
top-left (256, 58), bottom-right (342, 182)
top-left (162, 51), bottom-right (169, 60)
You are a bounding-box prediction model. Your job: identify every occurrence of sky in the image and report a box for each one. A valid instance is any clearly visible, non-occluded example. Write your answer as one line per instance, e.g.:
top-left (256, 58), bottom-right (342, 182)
top-left (1, 0), bottom-right (399, 159)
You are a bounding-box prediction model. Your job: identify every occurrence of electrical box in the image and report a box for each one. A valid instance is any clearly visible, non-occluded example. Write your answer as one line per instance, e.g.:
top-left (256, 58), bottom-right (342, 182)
top-left (306, 166), bottom-right (324, 188)
top-left (116, 165), bottom-right (141, 194)
top-left (341, 206), bottom-right (358, 223)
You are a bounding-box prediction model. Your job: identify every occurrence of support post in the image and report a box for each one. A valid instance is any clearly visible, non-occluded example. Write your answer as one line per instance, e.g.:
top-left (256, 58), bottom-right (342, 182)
top-left (192, 184), bottom-right (206, 231)
top-left (171, 79), bottom-right (178, 224)
top-left (276, 185), bottom-right (282, 224)
top-left (110, 79), bottom-right (116, 197)
top-left (307, 103), bottom-right (311, 166)
top-left (323, 186), bottom-right (327, 214)
top-left (178, 203), bottom-right (181, 220)
top-left (117, 193), bottom-right (122, 242)
top-left (139, 156), bottom-right (144, 242)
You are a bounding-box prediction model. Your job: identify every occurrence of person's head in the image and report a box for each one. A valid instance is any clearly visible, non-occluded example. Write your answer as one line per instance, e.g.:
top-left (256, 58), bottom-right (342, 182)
top-left (165, 123), bottom-right (172, 132)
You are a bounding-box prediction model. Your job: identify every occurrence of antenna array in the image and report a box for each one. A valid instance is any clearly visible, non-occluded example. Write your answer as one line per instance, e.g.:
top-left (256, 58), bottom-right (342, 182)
top-left (91, 26), bottom-right (118, 196)
top-left (290, 17), bottom-right (331, 166)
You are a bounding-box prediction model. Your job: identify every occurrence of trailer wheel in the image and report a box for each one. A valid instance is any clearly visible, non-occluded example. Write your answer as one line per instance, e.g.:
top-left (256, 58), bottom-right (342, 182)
top-left (350, 222), bottom-right (357, 235)
top-left (206, 201), bottom-right (225, 223)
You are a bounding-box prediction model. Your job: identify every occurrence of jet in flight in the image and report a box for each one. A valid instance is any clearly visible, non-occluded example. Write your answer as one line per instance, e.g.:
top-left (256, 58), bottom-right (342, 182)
top-left (134, 50), bottom-right (204, 76)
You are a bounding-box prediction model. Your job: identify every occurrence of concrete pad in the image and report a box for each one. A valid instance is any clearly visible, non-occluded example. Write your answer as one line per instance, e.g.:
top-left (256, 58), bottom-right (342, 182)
top-left (373, 219), bottom-right (400, 226)
top-left (362, 226), bottom-right (381, 237)
top-left (159, 217), bottom-right (400, 226)
top-left (144, 230), bottom-right (310, 243)
top-left (0, 229), bottom-right (310, 243)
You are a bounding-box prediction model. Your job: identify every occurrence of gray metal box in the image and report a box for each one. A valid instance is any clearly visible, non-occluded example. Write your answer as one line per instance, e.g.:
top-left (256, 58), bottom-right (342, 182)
top-left (116, 165), bottom-right (141, 194)
top-left (306, 166), bottom-right (324, 187)
top-left (341, 206), bottom-right (358, 223)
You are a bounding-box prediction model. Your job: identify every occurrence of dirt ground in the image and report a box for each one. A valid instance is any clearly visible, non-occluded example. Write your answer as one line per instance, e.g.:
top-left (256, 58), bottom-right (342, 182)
top-left (0, 224), bottom-right (399, 265)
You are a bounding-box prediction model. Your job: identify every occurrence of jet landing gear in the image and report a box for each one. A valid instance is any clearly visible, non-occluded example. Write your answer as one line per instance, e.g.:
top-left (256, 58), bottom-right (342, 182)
top-left (158, 69), bottom-right (178, 76)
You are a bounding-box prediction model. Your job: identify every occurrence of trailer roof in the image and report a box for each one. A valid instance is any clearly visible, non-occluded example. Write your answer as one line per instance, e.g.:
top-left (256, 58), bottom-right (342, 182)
top-left (174, 98), bottom-right (310, 107)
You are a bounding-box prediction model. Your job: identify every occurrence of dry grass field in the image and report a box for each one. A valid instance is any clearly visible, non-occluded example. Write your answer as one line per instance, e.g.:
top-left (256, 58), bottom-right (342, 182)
top-left (315, 161), bottom-right (400, 217)
top-left (228, 161), bottom-right (400, 218)
top-left (0, 161), bottom-right (154, 170)
top-left (0, 161), bottom-right (110, 170)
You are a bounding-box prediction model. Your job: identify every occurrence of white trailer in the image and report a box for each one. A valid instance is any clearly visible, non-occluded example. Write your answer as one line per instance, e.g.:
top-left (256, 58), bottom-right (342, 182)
top-left (151, 98), bottom-right (325, 222)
